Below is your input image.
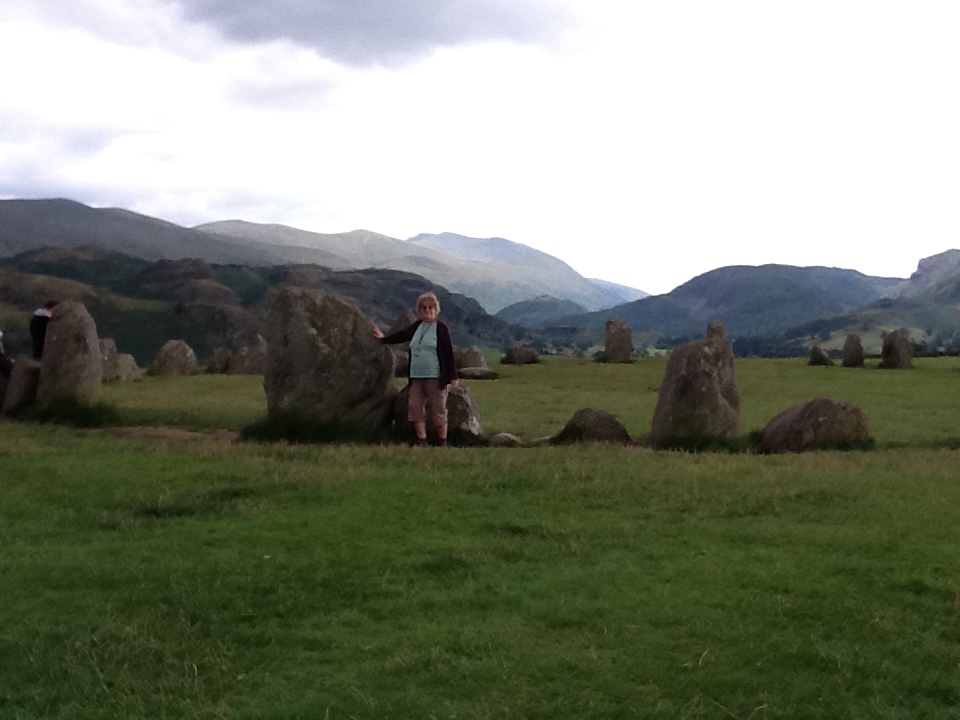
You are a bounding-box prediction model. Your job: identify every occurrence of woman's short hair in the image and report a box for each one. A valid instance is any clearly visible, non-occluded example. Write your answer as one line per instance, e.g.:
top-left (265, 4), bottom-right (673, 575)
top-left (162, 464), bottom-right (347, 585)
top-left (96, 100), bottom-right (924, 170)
top-left (417, 292), bottom-right (440, 312)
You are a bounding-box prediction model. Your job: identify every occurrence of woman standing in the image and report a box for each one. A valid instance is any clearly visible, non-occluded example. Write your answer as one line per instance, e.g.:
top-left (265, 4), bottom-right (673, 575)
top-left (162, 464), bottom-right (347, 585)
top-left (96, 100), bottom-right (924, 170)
top-left (375, 292), bottom-right (458, 446)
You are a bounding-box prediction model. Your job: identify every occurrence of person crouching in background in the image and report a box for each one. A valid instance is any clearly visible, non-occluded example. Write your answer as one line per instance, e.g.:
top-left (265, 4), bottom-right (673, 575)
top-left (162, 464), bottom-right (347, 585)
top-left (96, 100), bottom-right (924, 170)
top-left (375, 292), bottom-right (458, 447)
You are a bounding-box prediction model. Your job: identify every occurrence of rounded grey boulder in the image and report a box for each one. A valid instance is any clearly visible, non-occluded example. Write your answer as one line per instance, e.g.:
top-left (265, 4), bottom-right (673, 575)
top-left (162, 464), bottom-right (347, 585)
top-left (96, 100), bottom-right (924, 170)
top-left (759, 397), bottom-right (869, 453)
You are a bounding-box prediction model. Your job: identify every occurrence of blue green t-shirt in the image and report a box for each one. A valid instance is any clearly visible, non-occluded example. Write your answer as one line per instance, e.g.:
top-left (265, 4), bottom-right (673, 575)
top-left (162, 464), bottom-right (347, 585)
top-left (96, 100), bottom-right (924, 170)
top-left (409, 322), bottom-right (441, 378)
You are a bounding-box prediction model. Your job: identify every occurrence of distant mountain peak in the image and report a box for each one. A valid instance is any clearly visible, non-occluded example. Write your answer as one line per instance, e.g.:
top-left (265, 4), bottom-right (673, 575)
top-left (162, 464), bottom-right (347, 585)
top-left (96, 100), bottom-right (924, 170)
top-left (897, 248), bottom-right (960, 301)
top-left (407, 232), bottom-right (561, 266)
top-left (406, 232), bottom-right (643, 311)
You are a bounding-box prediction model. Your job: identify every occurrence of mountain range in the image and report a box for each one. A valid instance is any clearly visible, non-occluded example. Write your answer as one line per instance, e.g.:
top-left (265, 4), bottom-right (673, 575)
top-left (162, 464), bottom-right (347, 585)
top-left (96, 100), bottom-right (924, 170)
top-left (2, 197), bottom-right (960, 360)
top-left (0, 199), bottom-right (644, 314)
top-left (195, 222), bottom-right (643, 312)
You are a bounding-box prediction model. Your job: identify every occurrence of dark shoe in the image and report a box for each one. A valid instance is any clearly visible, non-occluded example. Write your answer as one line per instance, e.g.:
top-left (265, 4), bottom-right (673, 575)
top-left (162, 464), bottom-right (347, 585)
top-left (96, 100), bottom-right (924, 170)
top-left (413, 438), bottom-right (429, 447)
top-left (434, 439), bottom-right (448, 448)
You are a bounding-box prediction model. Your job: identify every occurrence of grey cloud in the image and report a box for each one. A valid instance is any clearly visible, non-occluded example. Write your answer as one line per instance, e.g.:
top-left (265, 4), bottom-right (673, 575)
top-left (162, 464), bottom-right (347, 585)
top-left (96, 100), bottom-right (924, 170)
top-left (172, 0), bottom-right (571, 66)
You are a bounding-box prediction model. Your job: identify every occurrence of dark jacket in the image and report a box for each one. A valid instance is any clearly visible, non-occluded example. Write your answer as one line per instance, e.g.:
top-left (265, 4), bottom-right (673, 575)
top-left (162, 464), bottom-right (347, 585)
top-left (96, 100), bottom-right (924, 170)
top-left (380, 319), bottom-right (457, 386)
top-left (30, 312), bottom-right (51, 360)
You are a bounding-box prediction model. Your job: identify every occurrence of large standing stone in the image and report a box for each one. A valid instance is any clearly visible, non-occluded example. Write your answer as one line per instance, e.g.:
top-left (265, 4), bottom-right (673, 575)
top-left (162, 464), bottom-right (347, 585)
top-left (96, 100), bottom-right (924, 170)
top-left (879, 329), bottom-right (913, 369)
top-left (603, 319), bottom-right (633, 363)
top-left (264, 287), bottom-right (397, 432)
top-left (553, 408), bottom-right (631, 444)
top-left (841, 334), bottom-right (865, 368)
top-left (100, 338), bottom-right (141, 382)
top-left (643, 321), bottom-right (740, 448)
top-left (37, 301), bottom-right (102, 406)
top-left (150, 340), bottom-right (198, 376)
top-left (759, 397), bottom-right (869, 453)
top-left (808, 345), bottom-right (835, 367)
top-left (502, 342), bottom-right (539, 365)
top-left (2, 357), bottom-right (41, 416)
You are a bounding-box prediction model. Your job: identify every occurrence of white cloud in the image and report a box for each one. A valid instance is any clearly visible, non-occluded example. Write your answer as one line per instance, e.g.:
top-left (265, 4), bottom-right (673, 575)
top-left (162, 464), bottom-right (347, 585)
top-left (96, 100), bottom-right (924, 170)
top-left (1, 0), bottom-right (959, 294)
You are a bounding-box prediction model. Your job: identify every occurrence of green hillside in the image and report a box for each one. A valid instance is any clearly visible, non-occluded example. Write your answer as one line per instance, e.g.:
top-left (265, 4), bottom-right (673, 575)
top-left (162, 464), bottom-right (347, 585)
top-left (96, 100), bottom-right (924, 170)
top-left (0, 247), bottom-right (533, 364)
top-left (495, 295), bottom-right (588, 327)
top-left (562, 265), bottom-right (903, 339)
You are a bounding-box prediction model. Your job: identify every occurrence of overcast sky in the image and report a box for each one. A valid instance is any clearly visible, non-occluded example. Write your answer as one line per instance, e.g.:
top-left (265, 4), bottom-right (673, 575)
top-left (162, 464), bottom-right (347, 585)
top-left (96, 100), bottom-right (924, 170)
top-left (2, 1), bottom-right (959, 295)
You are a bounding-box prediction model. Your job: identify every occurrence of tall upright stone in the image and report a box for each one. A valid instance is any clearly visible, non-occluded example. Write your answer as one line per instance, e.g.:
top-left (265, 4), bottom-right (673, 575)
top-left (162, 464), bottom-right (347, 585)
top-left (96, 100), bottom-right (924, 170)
top-left (603, 319), bottom-right (634, 363)
top-left (841, 334), bottom-right (865, 368)
top-left (37, 300), bottom-right (102, 406)
top-left (879, 329), bottom-right (913, 369)
top-left (264, 288), bottom-right (397, 433)
top-left (643, 321), bottom-right (740, 448)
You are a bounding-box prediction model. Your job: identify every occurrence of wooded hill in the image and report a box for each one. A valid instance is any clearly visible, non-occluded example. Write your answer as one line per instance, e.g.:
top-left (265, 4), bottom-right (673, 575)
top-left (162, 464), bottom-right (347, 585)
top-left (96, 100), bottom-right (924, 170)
top-left (3, 198), bottom-right (960, 358)
top-left (0, 246), bottom-right (534, 366)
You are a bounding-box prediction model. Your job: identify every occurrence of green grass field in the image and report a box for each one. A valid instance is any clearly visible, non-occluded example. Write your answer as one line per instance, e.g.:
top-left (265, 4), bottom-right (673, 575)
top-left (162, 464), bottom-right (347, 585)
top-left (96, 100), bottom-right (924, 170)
top-left (2, 357), bottom-right (960, 718)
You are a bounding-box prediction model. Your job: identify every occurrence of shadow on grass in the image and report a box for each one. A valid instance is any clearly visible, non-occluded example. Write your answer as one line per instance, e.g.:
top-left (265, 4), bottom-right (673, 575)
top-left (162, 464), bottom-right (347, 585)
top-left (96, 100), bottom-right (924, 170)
top-left (99, 485), bottom-right (270, 530)
top-left (18, 399), bottom-right (123, 428)
top-left (645, 432), bottom-right (876, 454)
top-left (746, 430), bottom-right (876, 454)
top-left (644, 434), bottom-right (757, 454)
top-left (240, 412), bottom-right (488, 447)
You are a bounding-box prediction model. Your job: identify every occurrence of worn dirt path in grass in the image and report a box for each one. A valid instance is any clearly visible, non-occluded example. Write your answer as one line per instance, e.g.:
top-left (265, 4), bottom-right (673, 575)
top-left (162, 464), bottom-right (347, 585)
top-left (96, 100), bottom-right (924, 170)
top-left (111, 426), bottom-right (239, 442)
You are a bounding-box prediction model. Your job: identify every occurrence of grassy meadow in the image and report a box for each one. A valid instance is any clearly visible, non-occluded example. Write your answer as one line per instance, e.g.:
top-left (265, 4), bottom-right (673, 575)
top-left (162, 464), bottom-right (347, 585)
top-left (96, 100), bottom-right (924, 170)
top-left (3, 357), bottom-right (960, 718)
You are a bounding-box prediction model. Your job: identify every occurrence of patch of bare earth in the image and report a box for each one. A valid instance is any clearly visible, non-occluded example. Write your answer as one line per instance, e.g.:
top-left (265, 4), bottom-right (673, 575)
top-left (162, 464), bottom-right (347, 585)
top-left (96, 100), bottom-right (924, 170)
top-left (113, 426), bottom-right (239, 442)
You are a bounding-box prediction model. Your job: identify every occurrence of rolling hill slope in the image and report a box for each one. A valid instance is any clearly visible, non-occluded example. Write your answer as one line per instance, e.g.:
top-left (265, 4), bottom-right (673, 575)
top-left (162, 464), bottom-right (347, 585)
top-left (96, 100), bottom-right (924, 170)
top-left (407, 232), bottom-right (638, 310)
top-left (198, 223), bottom-right (636, 313)
top-left (0, 199), bottom-right (645, 314)
top-left (561, 265), bottom-right (903, 338)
